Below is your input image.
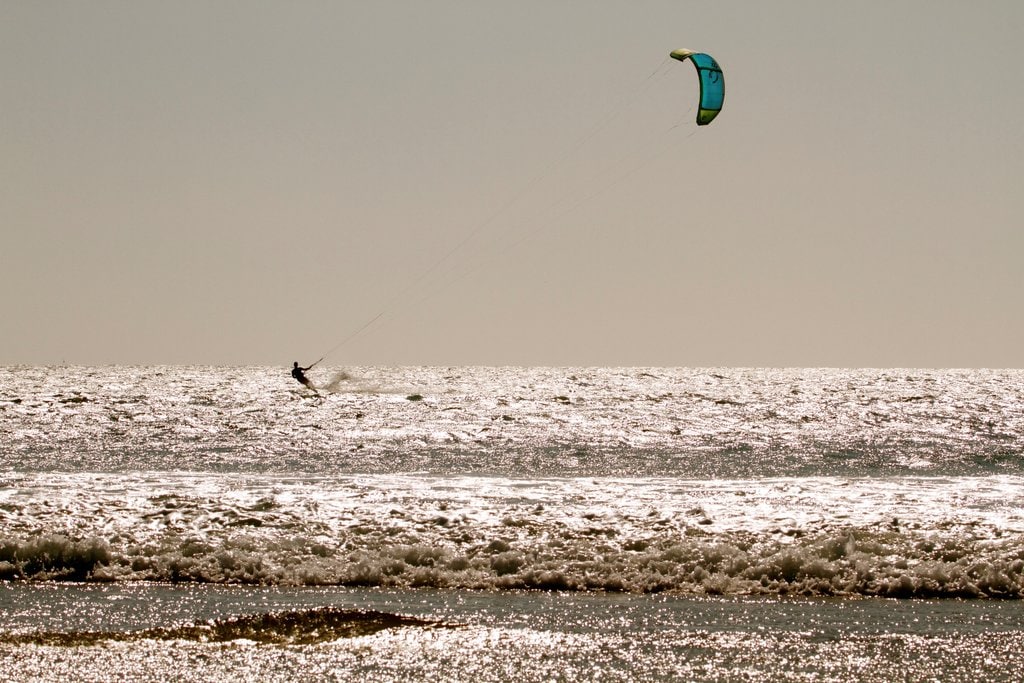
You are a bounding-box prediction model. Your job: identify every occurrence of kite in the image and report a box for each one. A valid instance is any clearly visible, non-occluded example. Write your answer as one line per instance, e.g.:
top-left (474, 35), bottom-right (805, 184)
top-left (669, 49), bottom-right (724, 126)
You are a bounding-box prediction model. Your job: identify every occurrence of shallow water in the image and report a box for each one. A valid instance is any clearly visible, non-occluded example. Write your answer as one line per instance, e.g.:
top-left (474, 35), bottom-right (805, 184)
top-left (2, 584), bottom-right (1023, 682)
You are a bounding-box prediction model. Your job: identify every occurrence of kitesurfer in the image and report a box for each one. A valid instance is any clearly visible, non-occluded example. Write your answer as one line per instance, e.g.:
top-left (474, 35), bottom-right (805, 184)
top-left (291, 361), bottom-right (316, 390)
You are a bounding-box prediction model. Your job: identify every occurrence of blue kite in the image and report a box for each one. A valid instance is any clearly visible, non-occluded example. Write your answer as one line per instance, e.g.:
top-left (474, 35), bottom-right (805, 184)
top-left (670, 49), bottom-right (724, 126)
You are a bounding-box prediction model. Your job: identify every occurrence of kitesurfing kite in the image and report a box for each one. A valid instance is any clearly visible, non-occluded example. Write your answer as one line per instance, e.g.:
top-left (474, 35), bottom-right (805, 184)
top-left (670, 49), bottom-right (724, 126)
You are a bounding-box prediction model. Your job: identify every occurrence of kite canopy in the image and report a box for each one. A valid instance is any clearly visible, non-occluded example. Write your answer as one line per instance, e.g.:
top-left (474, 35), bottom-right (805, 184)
top-left (670, 49), bottom-right (724, 126)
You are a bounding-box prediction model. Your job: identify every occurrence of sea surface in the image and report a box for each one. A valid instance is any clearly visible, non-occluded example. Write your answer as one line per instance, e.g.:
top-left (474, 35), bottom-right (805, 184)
top-left (1, 365), bottom-right (1023, 681)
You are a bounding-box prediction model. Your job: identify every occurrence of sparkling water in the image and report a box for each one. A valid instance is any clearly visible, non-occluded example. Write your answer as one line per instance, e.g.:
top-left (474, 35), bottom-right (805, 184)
top-left (1, 366), bottom-right (1022, 680)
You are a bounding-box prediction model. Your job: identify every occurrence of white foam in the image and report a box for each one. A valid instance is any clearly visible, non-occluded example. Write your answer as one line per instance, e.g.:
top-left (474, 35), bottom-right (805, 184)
top-left (2, 472), bottom-right (1022, 596)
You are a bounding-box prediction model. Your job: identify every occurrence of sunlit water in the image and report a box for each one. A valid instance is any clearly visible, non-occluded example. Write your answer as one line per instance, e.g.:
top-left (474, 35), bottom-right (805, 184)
top-left (1, 366), bottom-right (1023, 680)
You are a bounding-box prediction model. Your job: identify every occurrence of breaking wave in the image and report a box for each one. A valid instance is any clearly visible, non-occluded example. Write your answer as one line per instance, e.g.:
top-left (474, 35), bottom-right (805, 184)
top-left (3, 527), bottom-right (1022, 599)
top-left (0, 607), bottom-right (446, 646)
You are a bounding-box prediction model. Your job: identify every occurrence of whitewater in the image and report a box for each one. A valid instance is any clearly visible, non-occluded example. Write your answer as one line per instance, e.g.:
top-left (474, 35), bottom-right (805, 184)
top-left (1, 365), bottom-right (1023, 681)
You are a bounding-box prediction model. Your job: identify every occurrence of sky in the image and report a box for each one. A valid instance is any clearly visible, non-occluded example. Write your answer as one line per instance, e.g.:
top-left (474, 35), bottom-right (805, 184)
top-left (3, 1), bottom-right (1022, 367)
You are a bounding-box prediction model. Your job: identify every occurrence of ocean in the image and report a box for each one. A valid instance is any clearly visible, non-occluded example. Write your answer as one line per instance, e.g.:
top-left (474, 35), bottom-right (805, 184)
top-left (1, 365), bottom-right (1022, 681)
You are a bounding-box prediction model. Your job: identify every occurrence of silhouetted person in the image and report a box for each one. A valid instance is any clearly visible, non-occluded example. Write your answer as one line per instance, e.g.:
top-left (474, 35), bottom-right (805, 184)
top-left (291, 361), bottom-right (315, 390)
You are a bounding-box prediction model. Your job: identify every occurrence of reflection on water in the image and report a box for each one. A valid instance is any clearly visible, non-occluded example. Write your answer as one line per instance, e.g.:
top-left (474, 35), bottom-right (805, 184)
top-left (2, 585), bottom-right (1023, 682)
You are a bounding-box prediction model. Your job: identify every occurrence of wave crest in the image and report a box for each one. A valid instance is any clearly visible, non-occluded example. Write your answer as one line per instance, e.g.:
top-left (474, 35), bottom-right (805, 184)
top-left (4, 529), bottom-right (1022, 599)
top-left (0, 607), bottom-right (447, 647)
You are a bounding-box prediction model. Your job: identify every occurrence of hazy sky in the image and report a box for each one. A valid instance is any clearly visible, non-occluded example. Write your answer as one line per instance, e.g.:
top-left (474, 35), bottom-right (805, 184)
top-left (3, 1), bottom-right (1022, 367)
